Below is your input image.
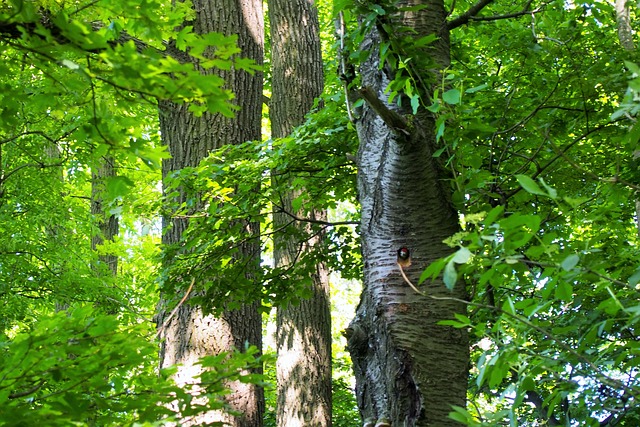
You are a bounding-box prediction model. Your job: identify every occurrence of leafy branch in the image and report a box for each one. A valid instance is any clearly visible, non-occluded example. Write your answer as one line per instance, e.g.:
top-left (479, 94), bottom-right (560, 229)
top-left (397, 262), bottom-right (640, 403)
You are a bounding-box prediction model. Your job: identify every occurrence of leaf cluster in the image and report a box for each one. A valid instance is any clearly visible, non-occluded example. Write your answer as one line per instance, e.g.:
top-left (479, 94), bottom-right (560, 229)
top-left (0, 306), bottom-right (270, 426)
top-left (160, 97), bottom-right (360, 312)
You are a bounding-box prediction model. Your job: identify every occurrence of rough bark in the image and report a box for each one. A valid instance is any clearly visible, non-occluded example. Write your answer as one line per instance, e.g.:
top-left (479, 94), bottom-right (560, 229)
top-left (91, 156), bottom-right (118, 277)
top-left (615, 0), bottom-right (635, 51)
top-left (614, 0), bottom-right (640, 237)
top-left (44, 143), bottom-right (70, 313)
top-left (347, 0), bottom-right (469, 425)
top-left (156, 0), bottom-right (264, 425)
top-left (268, 0), bottom-right (332, 425)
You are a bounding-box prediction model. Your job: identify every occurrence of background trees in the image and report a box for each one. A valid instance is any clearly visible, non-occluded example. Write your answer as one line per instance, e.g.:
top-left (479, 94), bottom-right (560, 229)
top-left (1, 0), bottom-right (639, 425)
top-left (155, 0), bottom-right (265, 424)
top-left (268, 0), bottom-right (332, 425)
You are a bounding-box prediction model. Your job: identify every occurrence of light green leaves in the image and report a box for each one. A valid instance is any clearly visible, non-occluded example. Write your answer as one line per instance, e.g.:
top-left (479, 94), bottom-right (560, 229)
top-left (442, 88), bottom-right (461, 105)
top-left (443, 246), bottom-right (472, 289)
top-left (560, 253), bottom-right (580, 271)
top-left (420, 246), bottom-right (472, 290)
top-left (516, 174), bottom-right (557, 199)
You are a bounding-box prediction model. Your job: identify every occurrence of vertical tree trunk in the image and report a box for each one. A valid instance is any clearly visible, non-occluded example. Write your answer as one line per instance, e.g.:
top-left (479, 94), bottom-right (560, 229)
top-left (156, 0), bottom-right (264, 425)
top-left (268, 0), bottom-right (331, 425)
top-left (91, 156), bottom-right (118, 277)
top-left (44, 143), bottom-right (70, 313)
top-left (614, 0), bottom-right (639, 237)
top-left (347, 1), bottom-right (469, 425)
top-left (615, 0), bottom-right (634, 51)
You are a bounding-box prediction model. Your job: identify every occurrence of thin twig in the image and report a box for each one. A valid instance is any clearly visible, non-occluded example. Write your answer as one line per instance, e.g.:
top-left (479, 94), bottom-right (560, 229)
top-left (156, 277), bottom-right (195, 338)
top-left (275, 204), bottom-right (358, 227)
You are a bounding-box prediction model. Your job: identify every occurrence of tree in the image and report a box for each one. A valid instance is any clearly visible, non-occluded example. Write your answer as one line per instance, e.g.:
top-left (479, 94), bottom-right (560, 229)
top-left (155, 0), bottom-right (265, 425)
top-left (268, 0), bottom-right (332, 425)
top-left (341, 0), bottom-right (469, 424)
top-left (91, 156), bottom-right (119, 277)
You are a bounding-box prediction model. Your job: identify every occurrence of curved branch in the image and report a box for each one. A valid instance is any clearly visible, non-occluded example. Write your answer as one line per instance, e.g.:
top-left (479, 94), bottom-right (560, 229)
top-left (274, 203), bottom-right (358, 227)
top-left (358, 86), bottom-right (410, 135)
top-left (447, 0), bottom-right (495, 30)
top-left (156, 277), bottom-right (195, 338)
top-left (448, 0), bottom-right (537, 30)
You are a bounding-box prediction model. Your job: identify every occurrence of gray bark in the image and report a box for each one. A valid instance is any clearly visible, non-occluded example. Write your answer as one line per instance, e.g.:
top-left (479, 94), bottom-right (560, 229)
top-left (268, 0), bottom-right (332, 425)
top-left (156, 0), bottom-right (264, 425)
top-left (347, 0), bottom-right (469, 425)
top-left (91, 156), bottom-right (118, 277)
top-left (614, 0), bottom-right (640, 237)
top-left (615, 0), bottom-right (635, 51)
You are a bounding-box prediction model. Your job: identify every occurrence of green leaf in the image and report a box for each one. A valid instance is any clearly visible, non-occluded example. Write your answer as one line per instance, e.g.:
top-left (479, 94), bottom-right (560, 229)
top-left (432, 146), bottom-right (446, 157)
top-left (452, 247), bottom-right (472, 264)
top-left (414, 34), bottom-right (437, 48)
top-left (555, 280), bottom-right (573, 302)
top-left (484, 205), bottom-right (504, 224)
top-left (538, 178), bottom-right (557, 199)
top-left (629, 267), bottom-right (640, 286)
top-left (560, 254), bottom-right (579, 271)
top-left (427, 100), bottom-right (440, 113)
top-left (624, 61), bottom-right (640, 76)
top-left (419, 257), bottom-right (448, 284)
top-left (435, 115), bottom-right (446, 141)
top-left (438, 313), bottom-right (472, 328)
top-left (106, 176), bottom-right (135, 199)
top-left (60, 59), bottom-right (80, 70)
top-left (515, 174), bottom-right (546, 196)
top-left (410, 94), bottom-right (420, 114)
top-left (443, 260), bottom-right (457, 290)
top-left (465, 83), bottom-right (488, 93)
top-left (442, 89), bottom-right (461, 105)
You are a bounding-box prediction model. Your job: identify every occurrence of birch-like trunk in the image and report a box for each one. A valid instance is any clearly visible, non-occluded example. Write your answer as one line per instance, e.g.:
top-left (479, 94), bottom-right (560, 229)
top-left (347, 0), bottom-right (469, 424)
top-left (156, 0), bottom-right (264, 425)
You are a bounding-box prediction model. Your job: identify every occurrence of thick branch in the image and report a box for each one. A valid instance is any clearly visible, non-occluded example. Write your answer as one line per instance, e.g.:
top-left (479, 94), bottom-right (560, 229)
top-left (358, 86), bottom-right (410, 135)
top-left (448, 0), bottom-right (536, 30)
top-left (447, 0), bottom-right (495, 30)
top-left (9, 380), bottom-right (45, 399)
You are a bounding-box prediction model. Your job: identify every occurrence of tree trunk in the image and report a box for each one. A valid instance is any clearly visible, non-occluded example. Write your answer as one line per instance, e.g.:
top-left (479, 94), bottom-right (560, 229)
top-left (156, 0), bottom-right (264, 425)
top-left (615, 0), bottom-right (635, 51)
top-left (268, 0), bottom-right (332, 425)
top-left (347, 1), bottom-right (469, 425)
top-left (44, 142), bottom-right (70, 313)
top-left (91, 156), bottom-right (119, 277)
top-left (614, 0), bottom-right (640, 237)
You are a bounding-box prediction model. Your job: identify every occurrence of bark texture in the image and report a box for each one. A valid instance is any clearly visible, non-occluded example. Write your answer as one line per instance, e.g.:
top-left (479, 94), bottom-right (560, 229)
top-left (91, 156), bottom-right (119, 277)
top-left (268, 0), bottom-right (332, 425)
top-left (347, 1), bottom-right (469, 425)
top-left (615, 0), bottom-right (635, 51)
top-left (614, 0), bottom-right (640, 237)
top-left (156, 0), bottom-right (264, 425)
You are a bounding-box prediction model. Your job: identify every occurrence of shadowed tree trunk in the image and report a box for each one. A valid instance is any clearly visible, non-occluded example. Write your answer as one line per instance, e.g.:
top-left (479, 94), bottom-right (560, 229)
top-left (614, 0), bottom-right (640, 237)
top-left (268, 0), bottom-right (331, 425)
top-left (156, 0), bottom-right (264, 425)
top-left (346, 0), bottom-right (469, 425)
top-left (91, 156), bottom-right (118, 277)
